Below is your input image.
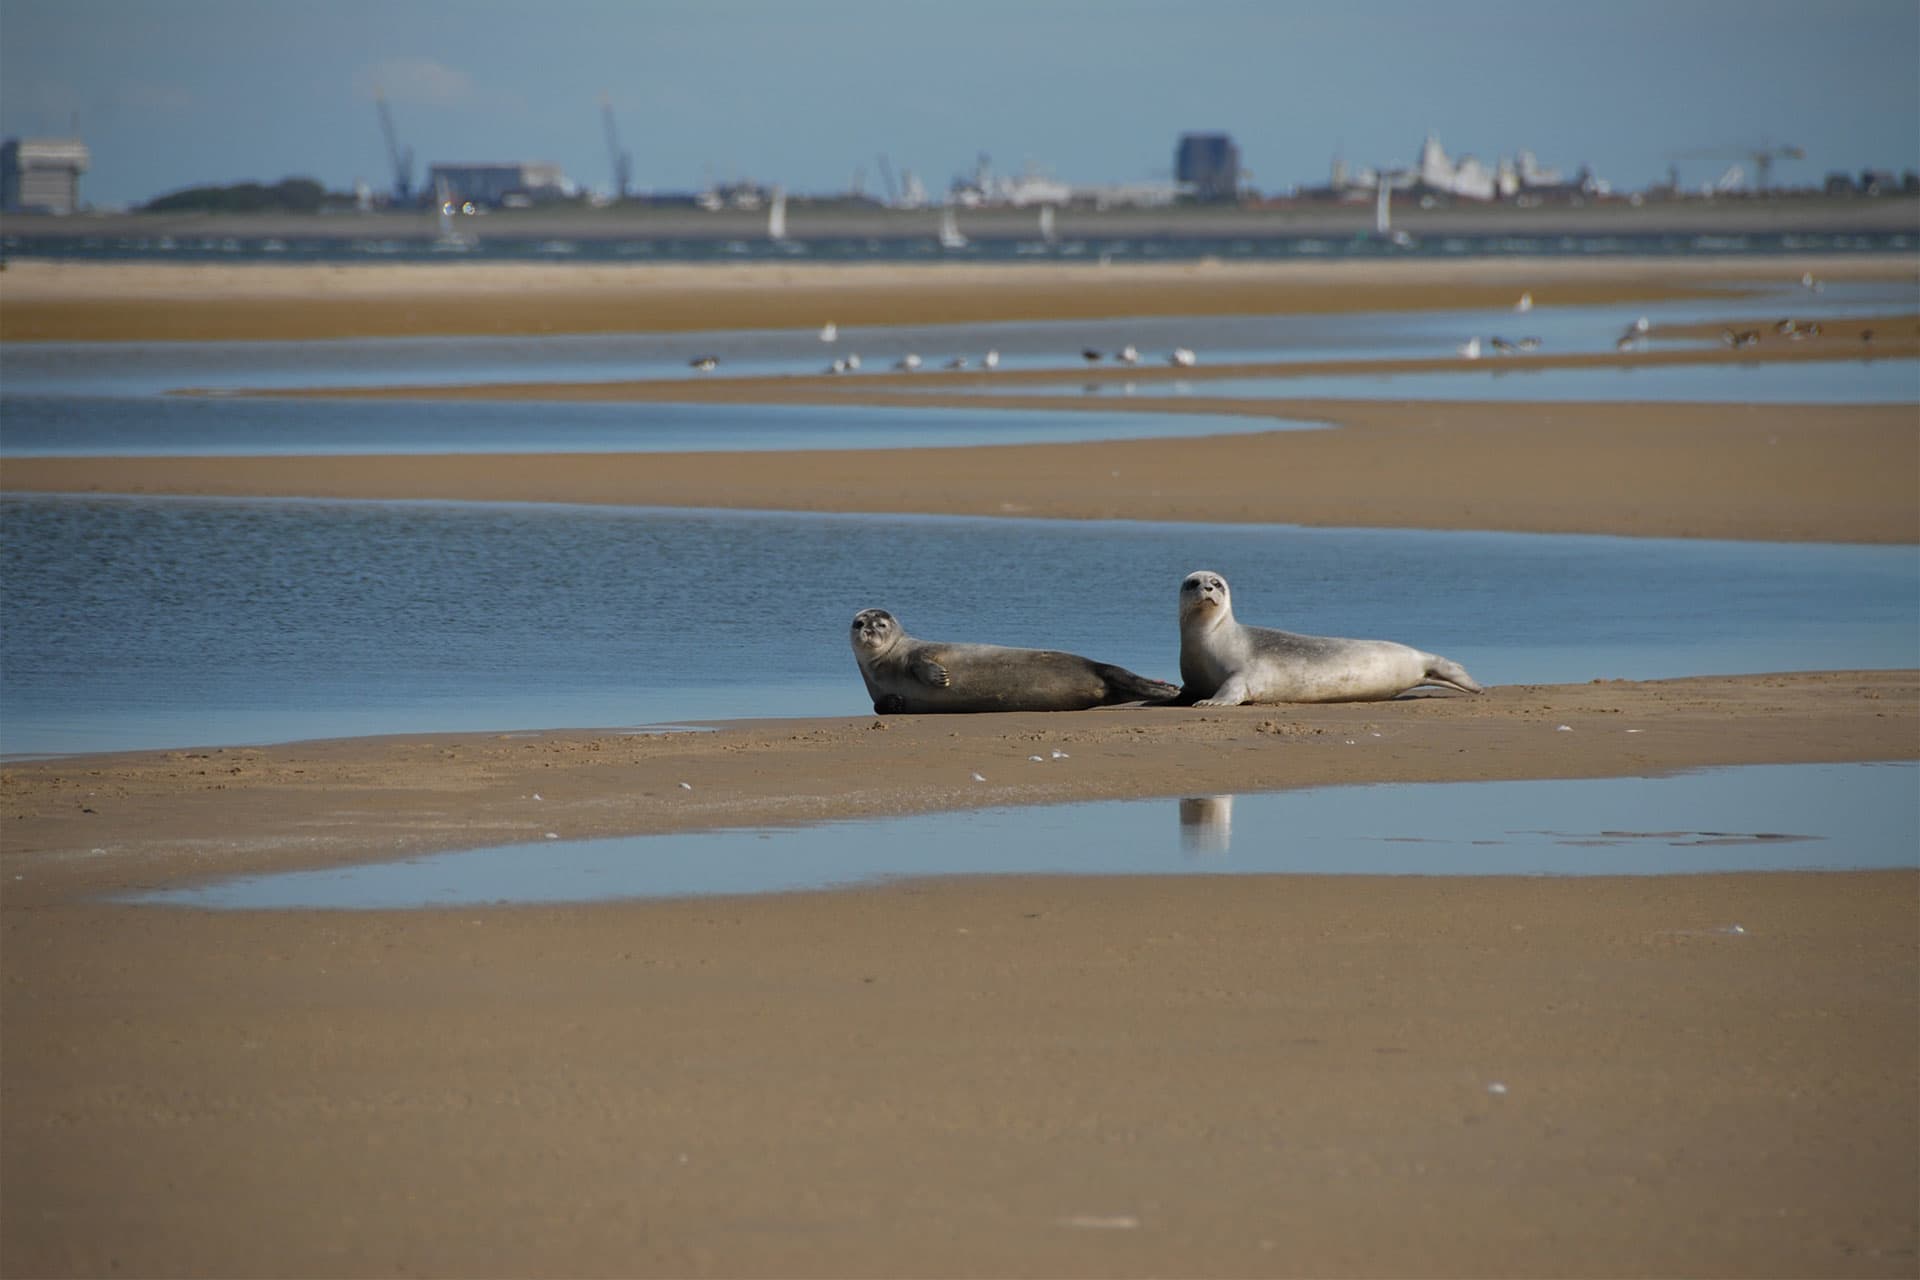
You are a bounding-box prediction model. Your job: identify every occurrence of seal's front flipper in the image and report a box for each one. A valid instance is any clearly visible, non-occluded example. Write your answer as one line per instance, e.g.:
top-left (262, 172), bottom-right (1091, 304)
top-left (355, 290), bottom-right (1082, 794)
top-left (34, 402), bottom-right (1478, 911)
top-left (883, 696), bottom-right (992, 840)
top-left (1193, 673), bottom-right (1251, 707)
top-left (911, 656), bottom-right (951, 688)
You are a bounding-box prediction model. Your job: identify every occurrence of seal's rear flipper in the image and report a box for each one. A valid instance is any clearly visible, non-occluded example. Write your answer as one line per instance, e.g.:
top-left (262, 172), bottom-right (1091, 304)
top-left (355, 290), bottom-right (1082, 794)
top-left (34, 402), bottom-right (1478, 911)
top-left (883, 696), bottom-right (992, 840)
top-left (1094, 663), bottom-right (1183, 706)
top-left (1425, 657), bottom-right (1484, 694)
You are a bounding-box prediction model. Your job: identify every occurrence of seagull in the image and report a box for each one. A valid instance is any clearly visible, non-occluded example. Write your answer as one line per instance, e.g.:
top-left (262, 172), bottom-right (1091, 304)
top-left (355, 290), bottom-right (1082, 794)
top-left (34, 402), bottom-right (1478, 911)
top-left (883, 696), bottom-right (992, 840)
top-left (1514, 291), bottom-right (1533, 312)
top-left (1081, 348), bottom-right (1103, 364)
top-left (894, 353), bottom-right (922, 372)
top-left (982, 349), bottom-right (1000, 369)
top-left (1457, 337), bottom-right (1482, 360)
top-left (1801, 271), bottom-right (1824, 293)
top-left (827, 357), bottom-right (849, 374)
top-left (689, 355), bottom-right (719, 372)
top-left (1614, 333), bottom-right (1639, 352)
top-left (1117, 343), bottom-right (1140, 365)
top-left (1168, 347), bottom-right (1197, 367)
top-left (943, 355), bottom-right (969, 370)
top-left (819, 322), bottom-right (838, 342)
top-left (1633, 316), bottom-right (1651, 333)
top-left (845, 353), bottom-right (861, 370)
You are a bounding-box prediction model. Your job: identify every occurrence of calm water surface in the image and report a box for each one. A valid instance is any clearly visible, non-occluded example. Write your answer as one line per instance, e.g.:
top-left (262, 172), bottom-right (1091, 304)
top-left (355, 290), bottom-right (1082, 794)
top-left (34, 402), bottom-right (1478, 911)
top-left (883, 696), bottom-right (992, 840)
top-left (4, 495), bottom-right (1913, 757)
top-left (121, 762), bottom-right (1918, 909)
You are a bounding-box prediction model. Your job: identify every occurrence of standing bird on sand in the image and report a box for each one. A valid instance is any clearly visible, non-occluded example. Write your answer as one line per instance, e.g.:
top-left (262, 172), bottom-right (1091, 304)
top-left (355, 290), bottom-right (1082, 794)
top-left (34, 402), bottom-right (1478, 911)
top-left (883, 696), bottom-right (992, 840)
top-left (1117, 344), bottom-right (1141, 365)
top-left (819, 322), bottom-right (838, 342)
top-left (1168, 347), bottom-right (1197, 368)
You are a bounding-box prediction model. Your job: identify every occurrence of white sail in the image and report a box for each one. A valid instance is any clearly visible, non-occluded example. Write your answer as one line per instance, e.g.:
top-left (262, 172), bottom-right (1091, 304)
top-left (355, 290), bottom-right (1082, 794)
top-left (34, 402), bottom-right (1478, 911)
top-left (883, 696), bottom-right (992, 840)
top-left (768, 188), bottom-right (788, 241)
top-left (939, 206), bottom-right (968, 249)
top-left (1038, 203), bottom-right (1057, 244)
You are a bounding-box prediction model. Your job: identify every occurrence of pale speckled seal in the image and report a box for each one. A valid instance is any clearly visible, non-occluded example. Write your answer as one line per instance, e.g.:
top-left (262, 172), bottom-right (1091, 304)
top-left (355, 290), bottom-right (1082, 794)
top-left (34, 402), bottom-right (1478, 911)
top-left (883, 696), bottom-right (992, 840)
top-left (850, 608), bottom-right (1180, 714)
top-left (1177, 570), bottom-right (1484, 705)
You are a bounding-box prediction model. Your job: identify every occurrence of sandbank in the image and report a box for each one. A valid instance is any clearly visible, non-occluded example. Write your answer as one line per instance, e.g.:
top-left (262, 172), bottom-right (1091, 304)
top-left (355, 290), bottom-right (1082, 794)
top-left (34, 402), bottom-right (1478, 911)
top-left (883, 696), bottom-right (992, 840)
top-left (12, 397), bottom-right (1916, 543)
top-left (4, 673), bottom-right (1917, 1277)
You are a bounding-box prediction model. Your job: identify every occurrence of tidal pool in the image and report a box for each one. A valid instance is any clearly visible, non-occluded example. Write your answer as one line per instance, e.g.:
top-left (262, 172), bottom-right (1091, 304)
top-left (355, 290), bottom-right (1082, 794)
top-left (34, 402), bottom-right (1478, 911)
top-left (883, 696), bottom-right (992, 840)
top-left (122, 762), bottom-right (1917, 910)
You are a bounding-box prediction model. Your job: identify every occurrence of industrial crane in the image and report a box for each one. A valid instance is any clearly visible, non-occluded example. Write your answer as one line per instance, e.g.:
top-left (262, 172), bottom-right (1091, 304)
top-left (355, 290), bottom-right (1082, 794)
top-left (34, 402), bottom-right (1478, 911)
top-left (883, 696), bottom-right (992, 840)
top-left (600, 94), bottom-right (631, 201)
top-left (1669, 142), bottom-right (1805, 193)
top-left (374, 87), bottom-right (414, 206)
top-left (1750, 144), bottom-right (1805, 193)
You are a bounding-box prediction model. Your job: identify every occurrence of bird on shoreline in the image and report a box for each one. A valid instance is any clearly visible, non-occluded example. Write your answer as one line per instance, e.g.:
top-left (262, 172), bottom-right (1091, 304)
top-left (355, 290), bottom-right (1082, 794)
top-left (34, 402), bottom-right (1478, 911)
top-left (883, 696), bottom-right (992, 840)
top-left (1168, 347), bottom-right (1197, 367)
top-left (983, 349), bottom-right (1000, 369)
top-left (894, 353), bottom-right (922, 372)
top-left (1117, 344), bottom-right (1140, 365)
top-left (819, 322), bottom-right (838, 342)
top-left (1514, 291), bottom-right (1533, 312)
top-left (689, 355), bottom-right (719, 372)
top-left (1082, 348), bottom-right (1103, 364)
top-left (1457, 337), bottom-right (1482, 360)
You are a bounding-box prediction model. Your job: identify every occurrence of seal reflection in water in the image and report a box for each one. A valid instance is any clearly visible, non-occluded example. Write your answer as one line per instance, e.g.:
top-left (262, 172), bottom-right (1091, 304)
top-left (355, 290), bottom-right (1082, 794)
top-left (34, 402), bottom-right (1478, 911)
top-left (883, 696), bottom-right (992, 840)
top-left (850, 608), bottom-right (1180, 714)
top-left (1177, 570), bottom-right (1484, 706)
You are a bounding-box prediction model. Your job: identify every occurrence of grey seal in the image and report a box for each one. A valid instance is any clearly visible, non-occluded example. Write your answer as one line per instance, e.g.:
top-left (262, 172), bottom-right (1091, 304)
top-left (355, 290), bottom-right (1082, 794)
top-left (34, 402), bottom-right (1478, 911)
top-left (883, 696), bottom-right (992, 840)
top-left (1177, 570), bottom-right (1484, 705)
top-left (850, 608), bottom-right (1179, 714)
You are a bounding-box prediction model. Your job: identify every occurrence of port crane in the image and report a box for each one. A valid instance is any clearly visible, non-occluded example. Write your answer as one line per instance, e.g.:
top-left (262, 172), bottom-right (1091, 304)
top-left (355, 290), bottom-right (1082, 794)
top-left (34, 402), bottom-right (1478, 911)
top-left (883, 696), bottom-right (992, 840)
top-left (600, 94), bottom-right (631, 201)
top-left (374, 87), bottom-right (415, 206)
top-left (1669, 142), bottom-right (1805, 193)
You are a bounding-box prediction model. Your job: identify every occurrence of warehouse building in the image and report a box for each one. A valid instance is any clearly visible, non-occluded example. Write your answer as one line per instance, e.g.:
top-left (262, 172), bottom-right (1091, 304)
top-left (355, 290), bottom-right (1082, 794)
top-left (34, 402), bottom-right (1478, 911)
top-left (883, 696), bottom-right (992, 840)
top-left (2, 137), bottom-right (91, 214)
top-left (427, 162), bottom-right (570, 208)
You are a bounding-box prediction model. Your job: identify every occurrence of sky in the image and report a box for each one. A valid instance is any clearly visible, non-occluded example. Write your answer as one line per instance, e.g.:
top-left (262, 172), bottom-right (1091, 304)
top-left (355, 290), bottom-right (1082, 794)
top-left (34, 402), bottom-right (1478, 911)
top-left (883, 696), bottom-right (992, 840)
top-left (3, 0), bottom-right (1917, 210)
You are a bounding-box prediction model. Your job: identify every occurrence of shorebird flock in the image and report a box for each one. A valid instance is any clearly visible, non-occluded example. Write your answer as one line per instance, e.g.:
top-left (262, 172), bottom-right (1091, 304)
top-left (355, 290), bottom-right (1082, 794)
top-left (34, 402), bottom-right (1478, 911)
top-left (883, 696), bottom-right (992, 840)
top-left (801, 327), bottom-right (1200, 377)
top-left (697, 270), bottom-right (1840, 380)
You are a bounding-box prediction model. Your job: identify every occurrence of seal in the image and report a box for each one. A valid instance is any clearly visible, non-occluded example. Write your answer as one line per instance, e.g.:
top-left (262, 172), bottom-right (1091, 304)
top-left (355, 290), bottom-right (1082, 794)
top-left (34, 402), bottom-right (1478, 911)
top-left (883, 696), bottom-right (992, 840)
top-left (850, 608), bottom-right (1180, 714)
top-left (1176, 570), bottom-right (1484, 705)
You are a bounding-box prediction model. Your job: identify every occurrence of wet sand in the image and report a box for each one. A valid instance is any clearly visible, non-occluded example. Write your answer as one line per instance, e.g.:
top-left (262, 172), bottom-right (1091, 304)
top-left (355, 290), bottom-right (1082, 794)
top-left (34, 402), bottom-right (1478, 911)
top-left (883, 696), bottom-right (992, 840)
top-left (1, 253), bottom-right (1909, 342)
top-left (3, 256), bottom-right (1917, 1277)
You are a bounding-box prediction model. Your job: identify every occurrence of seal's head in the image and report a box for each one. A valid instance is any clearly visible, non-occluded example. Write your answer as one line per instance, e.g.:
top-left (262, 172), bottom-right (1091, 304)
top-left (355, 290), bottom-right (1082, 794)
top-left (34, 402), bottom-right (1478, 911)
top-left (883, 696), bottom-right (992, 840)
top-left (1179, 570), bottom-right (1232, 629)
top-left (850, 608), bottom-right (902, 658)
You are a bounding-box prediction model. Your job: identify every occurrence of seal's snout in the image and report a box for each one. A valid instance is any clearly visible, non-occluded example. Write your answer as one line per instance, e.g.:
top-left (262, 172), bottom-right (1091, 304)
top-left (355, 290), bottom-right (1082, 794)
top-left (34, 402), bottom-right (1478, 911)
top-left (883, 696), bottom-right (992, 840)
top-left (1180, 570), bottom-right (1229, 618)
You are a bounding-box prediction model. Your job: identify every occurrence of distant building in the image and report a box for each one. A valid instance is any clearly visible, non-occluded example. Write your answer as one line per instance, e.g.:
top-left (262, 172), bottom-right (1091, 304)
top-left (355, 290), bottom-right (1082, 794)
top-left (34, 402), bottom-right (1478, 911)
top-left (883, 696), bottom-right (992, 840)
top-left (1175, 133), bottom-right (1240, 201)
top-left (427, 162), bottom-right (570, 208)
top-left (2, 137), bottom-right (90, 214)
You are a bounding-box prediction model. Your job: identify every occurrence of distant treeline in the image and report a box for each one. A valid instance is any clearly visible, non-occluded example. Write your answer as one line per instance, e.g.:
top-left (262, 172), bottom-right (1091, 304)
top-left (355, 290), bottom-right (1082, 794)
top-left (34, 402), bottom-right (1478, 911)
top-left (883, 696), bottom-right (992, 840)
top-left (141, 177), bottom-right (354, 214)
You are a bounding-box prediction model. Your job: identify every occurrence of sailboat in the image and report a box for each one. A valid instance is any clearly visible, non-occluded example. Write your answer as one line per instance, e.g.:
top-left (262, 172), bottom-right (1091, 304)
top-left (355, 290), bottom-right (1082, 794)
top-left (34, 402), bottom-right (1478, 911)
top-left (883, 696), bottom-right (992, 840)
top-left (938, 205), bottom-right (968, 250)
top-left (767, 187), bottom-right (788, 242)
top-left (1373, 176), bottom-right (1413, 249)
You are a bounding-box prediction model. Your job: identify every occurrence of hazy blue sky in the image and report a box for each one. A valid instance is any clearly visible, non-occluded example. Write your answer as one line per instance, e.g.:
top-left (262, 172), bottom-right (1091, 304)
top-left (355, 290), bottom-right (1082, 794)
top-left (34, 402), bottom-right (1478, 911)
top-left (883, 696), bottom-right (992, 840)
top-left (3, 0), bottom-right (1916, 209)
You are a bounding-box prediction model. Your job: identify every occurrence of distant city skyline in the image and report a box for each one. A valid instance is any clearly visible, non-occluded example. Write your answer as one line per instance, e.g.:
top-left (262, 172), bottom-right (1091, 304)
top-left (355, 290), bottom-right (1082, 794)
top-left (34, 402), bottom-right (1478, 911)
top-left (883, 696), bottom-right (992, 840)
top-left (2, 0), bottom-right (1916, 210)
